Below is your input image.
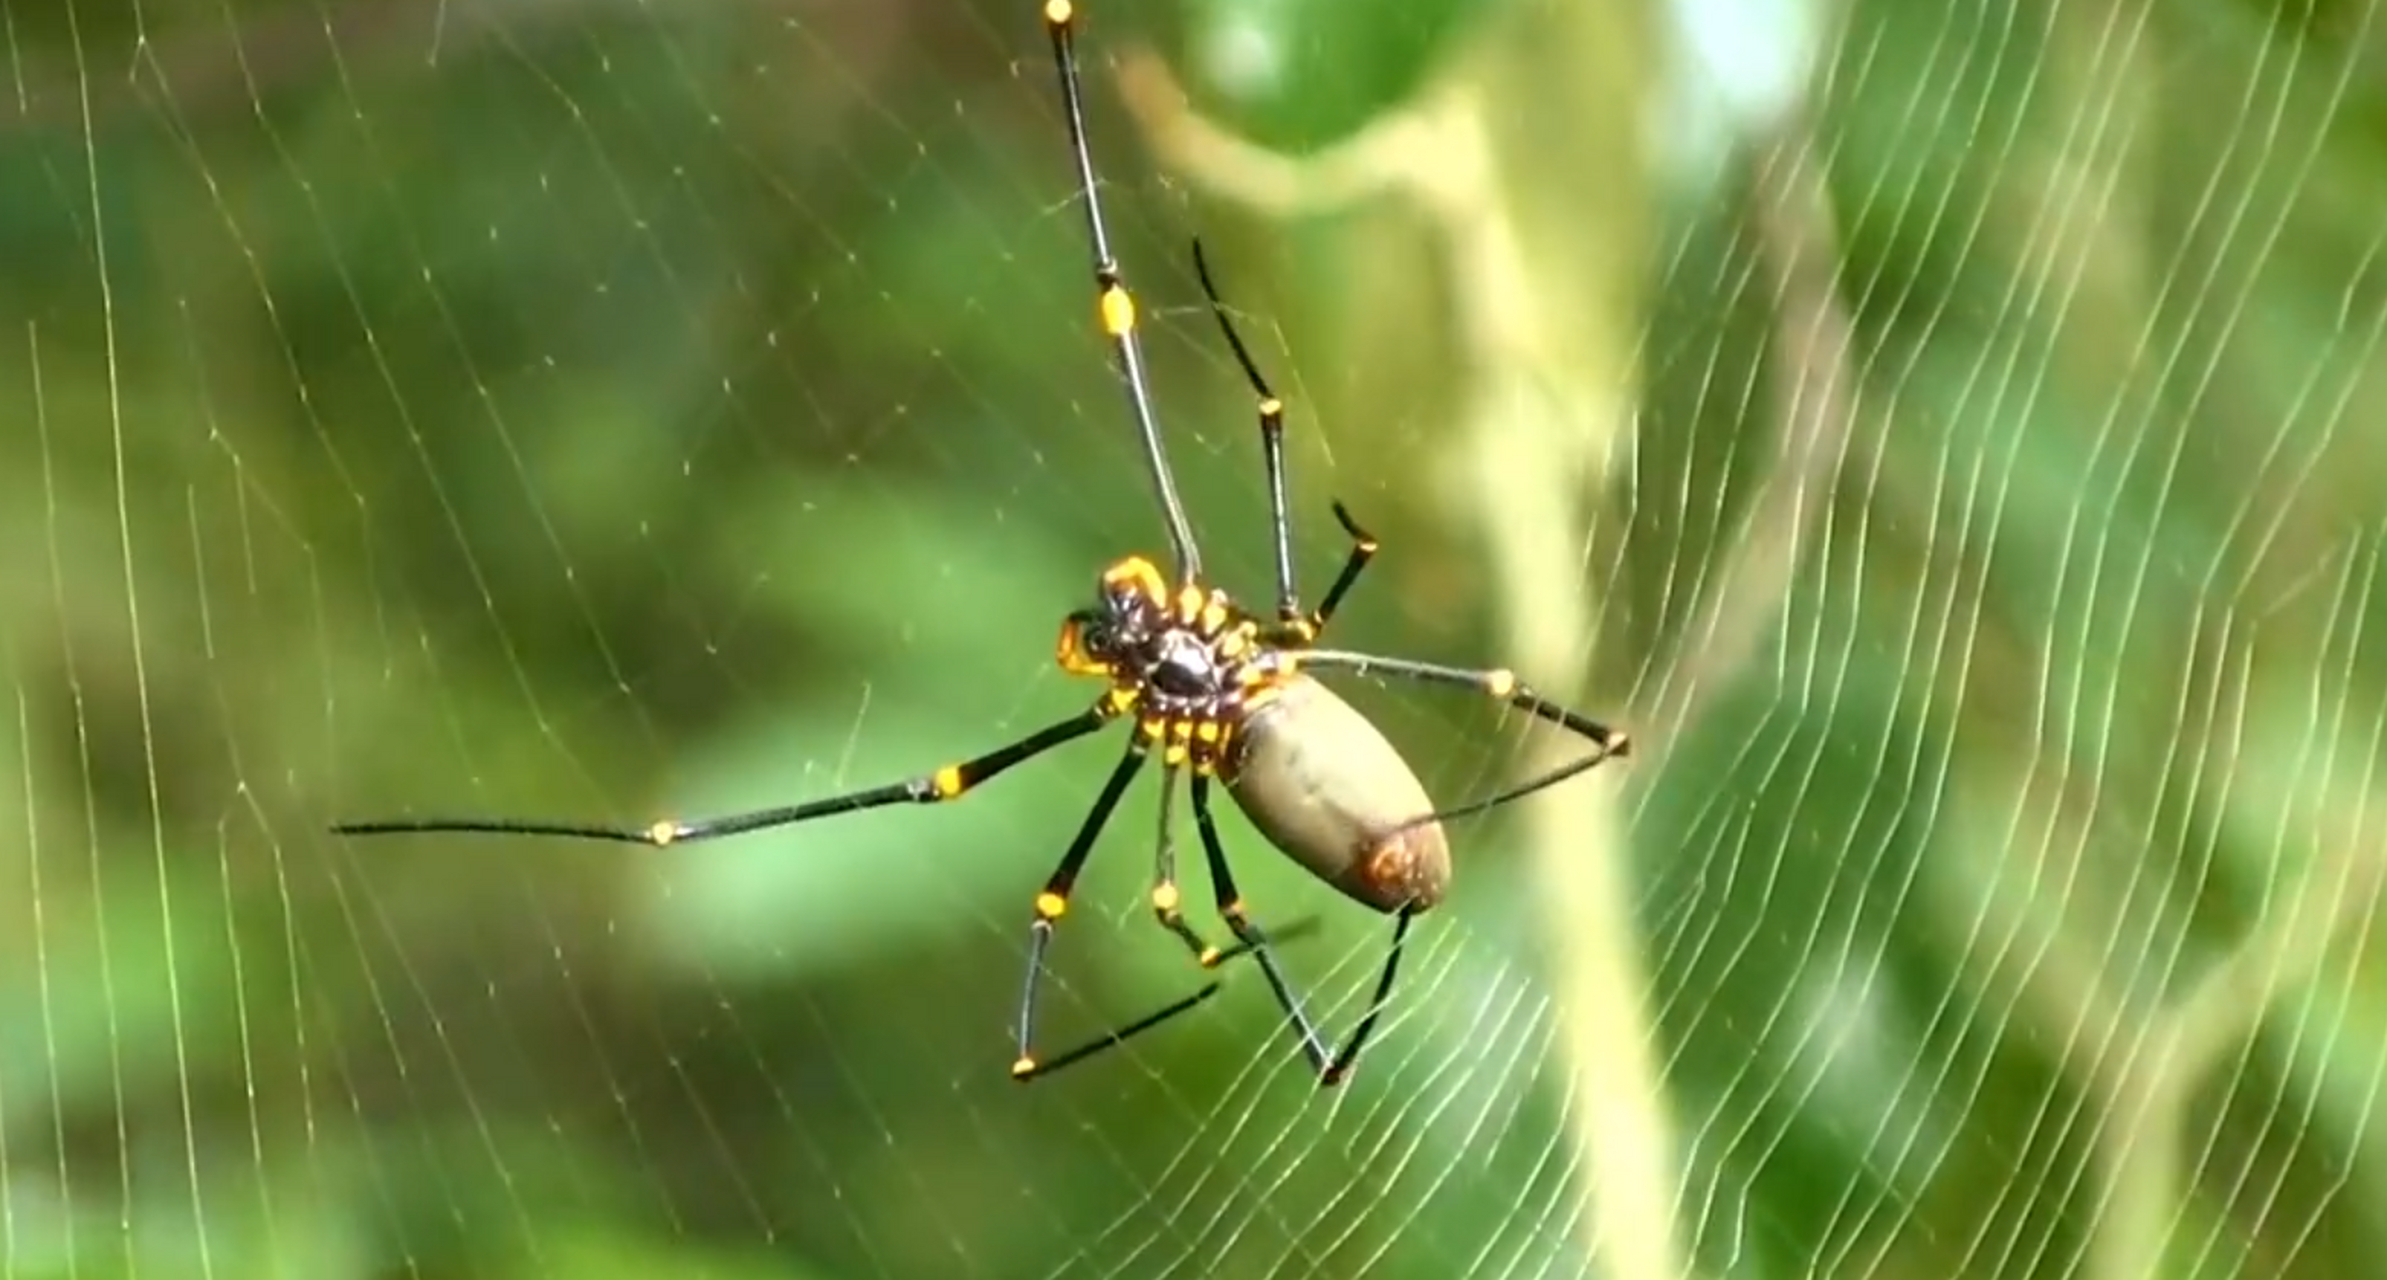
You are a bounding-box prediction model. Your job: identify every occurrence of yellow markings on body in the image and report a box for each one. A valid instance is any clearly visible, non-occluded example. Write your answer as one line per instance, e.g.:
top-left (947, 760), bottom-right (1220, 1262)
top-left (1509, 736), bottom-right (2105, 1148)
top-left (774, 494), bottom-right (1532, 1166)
top-left (1103, 687), bottom-right (1138, 716)
top-left (1258, 396), bottom-right (1284, 418)
top-left (1100, 285), bottom-right (1137, 338)
top-left (1151, 882), bottom-right (1181, 914)
top-left (1218, 626), bottom-right (1252, 659)
top-left (1199, 600), bottom-right (1229, 633)
top-left (1482, 668), bottom-right (1518, 698)
top-left (1139, 717), bottom-right (1166, 740)
top-left (1190, 721), bottom-right (1233, 777)
top-left (1035, 891), bottom-right (1068, 920)
top-left (1164, 742), bottom-right (1190, 766)
top-left (1012, 1055), bottom-right (1038, 1078)
top-left (1174, 584), bottom-right (1205, 625)
top-left (933, 765), bottom-right (967, 798)
top-left (1103, 556), bottom-right (1165, 602)
top-left (1238, 673), bottom-right (1286, 718)
top-left (1043, 0), bottom-right (1072, 30)
top-left (646, 820), bottom-right (680, 846)
top-left (1275, 653), bottom-right (1303, 677)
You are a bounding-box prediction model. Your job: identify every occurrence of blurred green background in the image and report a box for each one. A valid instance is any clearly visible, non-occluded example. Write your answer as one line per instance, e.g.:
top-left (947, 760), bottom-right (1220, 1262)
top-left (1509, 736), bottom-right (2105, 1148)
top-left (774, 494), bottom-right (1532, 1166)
top-left (4, 0), bottom-right (2385, 1277)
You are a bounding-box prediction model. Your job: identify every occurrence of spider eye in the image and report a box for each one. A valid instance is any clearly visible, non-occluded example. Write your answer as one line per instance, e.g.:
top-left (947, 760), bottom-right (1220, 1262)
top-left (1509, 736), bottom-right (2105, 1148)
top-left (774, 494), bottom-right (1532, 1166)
top-left (1056, 609), bottom-right (1114, 676)
top-left (1067, 609), bottom-right (1112, 653)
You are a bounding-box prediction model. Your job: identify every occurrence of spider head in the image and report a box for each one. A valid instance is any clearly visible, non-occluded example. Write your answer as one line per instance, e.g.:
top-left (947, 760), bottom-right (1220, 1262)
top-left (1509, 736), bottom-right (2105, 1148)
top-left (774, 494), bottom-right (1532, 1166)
top-left (1056, 556), bottom-right (1169, 677)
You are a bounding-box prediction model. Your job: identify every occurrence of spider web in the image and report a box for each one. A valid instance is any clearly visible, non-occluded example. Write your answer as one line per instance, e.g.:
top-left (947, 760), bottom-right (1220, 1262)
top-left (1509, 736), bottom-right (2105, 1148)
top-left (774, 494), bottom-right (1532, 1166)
top-left (7, 0), bottom-right (2386, 1278)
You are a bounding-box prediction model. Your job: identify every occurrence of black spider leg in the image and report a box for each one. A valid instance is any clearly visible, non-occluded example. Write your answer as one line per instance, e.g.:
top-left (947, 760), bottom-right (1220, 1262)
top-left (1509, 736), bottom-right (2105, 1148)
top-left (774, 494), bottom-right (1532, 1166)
top-left (1306, 501), bottom-right (1378, 639)
top-left (1043, 1), bottom-right (1200, 585)
top-left (1148, 760), bottom-right (1216, 959)
top-left (329, 705), bottom-right (1119, 845)
top-left (1190, 241), bottom-right (1380, 641)
top-left (1013, 738), bottom-right (1169, 1079)
top-left (1189, 775), bottom-right (1416, 1086)
top-left (1287, 650), bottom-right (1632, 829)
top-left (1012, 739), bottom-right (1294, 1081)
top-left (1321, 906), bottom-right (1415, 1086)
top-left (1188, 239), bottom-right (1301, 623)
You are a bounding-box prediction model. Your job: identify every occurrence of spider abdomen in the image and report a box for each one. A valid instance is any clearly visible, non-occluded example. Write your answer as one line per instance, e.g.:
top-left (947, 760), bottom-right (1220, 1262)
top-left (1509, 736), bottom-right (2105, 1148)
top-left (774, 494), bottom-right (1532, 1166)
top-left (1224, 674), bottom-right (1452, 914)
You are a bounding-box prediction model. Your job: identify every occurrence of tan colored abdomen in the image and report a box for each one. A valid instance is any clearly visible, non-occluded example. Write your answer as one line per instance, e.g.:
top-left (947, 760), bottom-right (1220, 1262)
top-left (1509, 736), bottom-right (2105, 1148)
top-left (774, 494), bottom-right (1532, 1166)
top-left (1224, 675), bottom-right (1451, 913)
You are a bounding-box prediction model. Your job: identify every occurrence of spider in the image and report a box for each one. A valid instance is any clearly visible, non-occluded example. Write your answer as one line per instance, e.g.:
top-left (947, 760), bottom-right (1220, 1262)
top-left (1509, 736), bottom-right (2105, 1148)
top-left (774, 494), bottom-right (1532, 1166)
top-left (329, 0), bottom-right (1631, 1087)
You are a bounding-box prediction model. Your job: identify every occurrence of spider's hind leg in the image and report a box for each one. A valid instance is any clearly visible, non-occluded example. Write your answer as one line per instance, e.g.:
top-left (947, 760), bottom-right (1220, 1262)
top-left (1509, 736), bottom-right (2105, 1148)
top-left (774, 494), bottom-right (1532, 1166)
top-left (1187, 775), bottom-right (1412, 1085)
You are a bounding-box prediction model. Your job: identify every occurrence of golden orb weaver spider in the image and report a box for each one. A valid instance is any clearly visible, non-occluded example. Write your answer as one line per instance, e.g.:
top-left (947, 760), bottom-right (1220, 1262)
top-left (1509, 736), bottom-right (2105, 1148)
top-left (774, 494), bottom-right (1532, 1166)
top-left (330, 0), bottom-right (1631, 1086)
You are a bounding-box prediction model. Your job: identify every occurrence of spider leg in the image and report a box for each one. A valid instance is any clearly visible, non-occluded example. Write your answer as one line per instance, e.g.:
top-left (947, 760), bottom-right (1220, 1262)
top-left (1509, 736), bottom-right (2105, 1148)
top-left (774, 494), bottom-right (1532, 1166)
top-left (1147, 761), bottom-right (1220, 959)
top-left (1190, 239), bottom-right (1304, 626)
top-left (1188, 775), bottom-right (1414, 1086)
top-left (1306, 501), bottom-right (1378, 638)
top-left (1043, 0), bottom-right (1200, 584)
top-left (1013, 741), bottom-right (1297, 1081)
top-left (1321, 906), bottom-right (1414, 1085)
top-left (330, 704), bottom-right (1119, 846)
top-left (1287, 650), bottom-right (1631, 826)
top-left (1014, 739), bottom-right (1176, 1080)
top-left (1190, 243), bottom-right (1379, 642)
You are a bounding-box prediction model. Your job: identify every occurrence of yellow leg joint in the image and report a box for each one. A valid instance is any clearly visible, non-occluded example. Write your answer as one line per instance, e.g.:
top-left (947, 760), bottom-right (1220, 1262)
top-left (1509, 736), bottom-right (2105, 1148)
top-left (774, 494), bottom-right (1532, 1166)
top-left (932, 765), bottom-right (966, 799)
top-left (646, 820), bottom-right (680, 846)
top-left (1197, 945), bottom-right (1225, 969)
top-left (1481, 668), bottom-right (1518, 698)
top-left (1012, 1056), bottom-right (1038, 1079)
top-left (1151, 882), bottom-right (1180, 914)
top-left (1043, 0), bottom-right (1072, 28)
top-left (1100, 284), bottom-right (1136, 337)
top-left (1035, 891), bottom-right (1068, 920)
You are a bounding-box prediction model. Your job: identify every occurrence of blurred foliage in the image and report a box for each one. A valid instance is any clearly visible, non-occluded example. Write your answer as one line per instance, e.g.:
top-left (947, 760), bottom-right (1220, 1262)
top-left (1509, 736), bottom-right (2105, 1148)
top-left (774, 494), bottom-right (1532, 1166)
top-left (1, 0), bottom-right (2384, 1278)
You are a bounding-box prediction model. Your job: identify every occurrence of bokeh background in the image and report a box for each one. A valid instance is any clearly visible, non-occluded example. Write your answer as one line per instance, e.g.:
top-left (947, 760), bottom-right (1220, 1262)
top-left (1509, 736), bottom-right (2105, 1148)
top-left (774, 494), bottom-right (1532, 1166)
top-left (4, 0), bottom-right (2385, 1277)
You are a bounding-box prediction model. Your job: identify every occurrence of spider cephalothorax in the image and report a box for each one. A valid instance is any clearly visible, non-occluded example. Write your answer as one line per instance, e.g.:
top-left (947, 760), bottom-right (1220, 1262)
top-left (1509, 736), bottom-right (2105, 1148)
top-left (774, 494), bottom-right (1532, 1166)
top-left (1057, 555), bottom-right (1286, 770)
